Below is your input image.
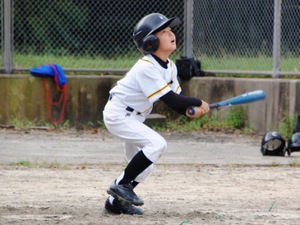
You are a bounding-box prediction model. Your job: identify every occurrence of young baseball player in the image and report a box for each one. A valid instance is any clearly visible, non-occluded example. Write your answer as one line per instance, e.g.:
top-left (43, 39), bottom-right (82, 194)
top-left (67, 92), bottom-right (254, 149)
top-left (103, 13), bottom-right (210, 215)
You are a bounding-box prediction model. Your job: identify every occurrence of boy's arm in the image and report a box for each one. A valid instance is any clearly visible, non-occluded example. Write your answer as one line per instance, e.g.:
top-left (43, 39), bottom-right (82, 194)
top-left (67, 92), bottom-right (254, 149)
top-left (159, 90), bottom-right (208, 117)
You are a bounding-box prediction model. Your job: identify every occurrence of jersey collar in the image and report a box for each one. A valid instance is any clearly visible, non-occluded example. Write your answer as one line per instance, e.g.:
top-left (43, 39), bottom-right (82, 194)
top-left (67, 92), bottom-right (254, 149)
top-left (151, 54), bottom-right (169, 69)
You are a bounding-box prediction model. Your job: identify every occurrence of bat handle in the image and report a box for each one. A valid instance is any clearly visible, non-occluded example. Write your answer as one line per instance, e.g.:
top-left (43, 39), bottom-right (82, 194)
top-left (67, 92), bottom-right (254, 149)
top-left (187, 104), bottom-right (219, 116)
top-left (187, 104), bottom-right (216, 116)
top-left (209, 103), bottom-right (219, 109)
top-left (187, 106), bottom-right (196, 116)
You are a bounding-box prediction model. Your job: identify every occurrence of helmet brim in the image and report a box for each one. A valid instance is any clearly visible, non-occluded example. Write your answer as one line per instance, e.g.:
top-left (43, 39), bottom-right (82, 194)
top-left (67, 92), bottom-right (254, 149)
top-left (151, 17), bottom-right (181, 34)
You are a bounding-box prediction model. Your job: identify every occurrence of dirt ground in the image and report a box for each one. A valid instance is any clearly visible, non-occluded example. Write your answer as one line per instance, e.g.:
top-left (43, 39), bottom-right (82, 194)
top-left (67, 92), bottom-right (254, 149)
top-left (1, 129), bottom-right (300, 225)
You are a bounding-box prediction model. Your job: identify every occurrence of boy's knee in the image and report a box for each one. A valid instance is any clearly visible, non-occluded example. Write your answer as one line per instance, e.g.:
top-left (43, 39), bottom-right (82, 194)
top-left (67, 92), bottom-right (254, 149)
top-left (158, 138), bottom-right (167, 153)
top-left (144, 137), bottom-right (167, 162)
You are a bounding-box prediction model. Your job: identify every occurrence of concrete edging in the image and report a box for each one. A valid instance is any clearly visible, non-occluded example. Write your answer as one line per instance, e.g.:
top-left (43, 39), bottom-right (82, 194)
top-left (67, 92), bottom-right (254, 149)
top-left (0, 74), bottom-right (299, 134)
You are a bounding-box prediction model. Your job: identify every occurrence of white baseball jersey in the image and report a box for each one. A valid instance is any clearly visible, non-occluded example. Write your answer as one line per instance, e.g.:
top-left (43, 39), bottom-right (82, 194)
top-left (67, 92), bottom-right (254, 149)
top-left (109, 54), bottom-right (182, 114)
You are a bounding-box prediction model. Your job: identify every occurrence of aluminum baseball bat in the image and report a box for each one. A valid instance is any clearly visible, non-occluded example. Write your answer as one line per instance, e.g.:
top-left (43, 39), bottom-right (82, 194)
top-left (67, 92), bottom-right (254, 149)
top-left (187, 90), bottom-right (266, 115)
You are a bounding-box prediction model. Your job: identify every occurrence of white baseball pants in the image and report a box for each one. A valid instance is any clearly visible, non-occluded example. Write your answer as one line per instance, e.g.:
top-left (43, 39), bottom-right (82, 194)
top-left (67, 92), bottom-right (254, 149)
top-left (103, 99), bottom-right (167, 182)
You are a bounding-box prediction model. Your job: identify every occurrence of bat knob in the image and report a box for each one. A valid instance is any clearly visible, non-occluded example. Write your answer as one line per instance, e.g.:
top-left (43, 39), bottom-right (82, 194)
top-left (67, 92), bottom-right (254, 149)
top-left (187, 106), bottom-right (196, 116)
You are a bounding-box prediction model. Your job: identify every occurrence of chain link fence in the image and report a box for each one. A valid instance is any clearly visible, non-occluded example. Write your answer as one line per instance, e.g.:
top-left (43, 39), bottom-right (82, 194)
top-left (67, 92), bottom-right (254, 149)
top-left (193, 0), bottom-right (300, 76)
top-left (9, 0), bottom-right (185, 73)
top-left (0, 0), bottom-right (299, 76)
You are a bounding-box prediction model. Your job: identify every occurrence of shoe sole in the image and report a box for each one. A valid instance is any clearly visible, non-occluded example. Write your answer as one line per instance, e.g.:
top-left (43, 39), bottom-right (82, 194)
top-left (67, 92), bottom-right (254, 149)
top-left (104, 206), bottom-right (144, 216)
top-left (107, 189), bottom-right (144, 206)
top-left (104, 207), bottom-right (121, 215)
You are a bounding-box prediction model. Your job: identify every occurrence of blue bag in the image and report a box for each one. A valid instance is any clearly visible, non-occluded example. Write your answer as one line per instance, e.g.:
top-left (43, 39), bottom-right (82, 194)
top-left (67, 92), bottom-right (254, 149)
top-left (29, 64), bottom-right (67, 125)
top-left (30, 64), bottom-right (67, 86)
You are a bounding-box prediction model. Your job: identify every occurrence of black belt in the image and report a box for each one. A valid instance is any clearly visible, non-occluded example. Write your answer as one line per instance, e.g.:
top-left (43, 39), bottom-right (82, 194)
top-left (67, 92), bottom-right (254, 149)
top-left (109, 95), bottom-right (141, 115)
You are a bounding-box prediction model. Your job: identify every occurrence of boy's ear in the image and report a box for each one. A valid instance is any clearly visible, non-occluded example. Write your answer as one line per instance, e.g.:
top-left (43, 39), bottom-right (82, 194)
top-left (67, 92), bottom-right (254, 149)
top-left (141, 35), bottom-right (159, 55)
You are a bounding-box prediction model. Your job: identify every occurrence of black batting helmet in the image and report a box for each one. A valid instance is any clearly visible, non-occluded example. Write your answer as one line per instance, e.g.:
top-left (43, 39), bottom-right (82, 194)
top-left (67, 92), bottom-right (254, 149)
top-left (287, 115), bottom-right (300, 156)
top-left (287, 133), bottom-right (300, 156)
top-left (133, 13), bottom-right (180, 55)
top-left (261, 131), bottom-right (286, 156)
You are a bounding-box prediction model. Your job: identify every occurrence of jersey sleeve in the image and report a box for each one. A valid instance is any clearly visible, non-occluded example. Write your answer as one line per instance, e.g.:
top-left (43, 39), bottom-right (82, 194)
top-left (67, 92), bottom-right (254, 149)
top-left (136, 64), bottom-right (172, 103)
top-left (160, 91), bottom-right (202, 115)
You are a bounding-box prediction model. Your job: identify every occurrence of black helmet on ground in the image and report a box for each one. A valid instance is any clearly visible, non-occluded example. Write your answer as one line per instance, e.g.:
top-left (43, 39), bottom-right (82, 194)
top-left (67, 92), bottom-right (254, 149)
top-left (287, 115), bottom-right (300, 156)
top-left (261, 131), bottom-right (286, 156)
top-left (287, 133), bottom-right (300, 156)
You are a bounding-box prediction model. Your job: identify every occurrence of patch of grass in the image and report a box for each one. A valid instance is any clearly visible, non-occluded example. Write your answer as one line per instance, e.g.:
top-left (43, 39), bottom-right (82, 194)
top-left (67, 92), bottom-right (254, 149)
top-left (4, 105), bottom-right (253, 135)
top-left (97, 120), bottom-right (107, 129)
top-left (47, 162), bottom-right (68, 169)
top-left (240, 126), bottom-right (255, 134)
top-left (14, 53), bottom-right (137, 71)
top-left (208, 107), bottom-right (246, 130)
top-left (201, 55), bottom-right (300, 73)
top-left (10, 118), bottom-right (37, 129)
top-left (14, 53), bottom-right (300, 75)
top-left (10, 160), bottom-right (69, 169)
top-left (270, 162), bottom-right (281, 167)
top-left (277, 113), bottom-right (297, 140)
top-left (160, 106), bottom-right (249, 133)
top-left (14, 160), bottom-right (33, 167)
top-left (289, 159), bottom-right (300, 167)
top-left (54, 120), bottom-right (70, 130)
top-left (7, 117), bottom-right (70, 130)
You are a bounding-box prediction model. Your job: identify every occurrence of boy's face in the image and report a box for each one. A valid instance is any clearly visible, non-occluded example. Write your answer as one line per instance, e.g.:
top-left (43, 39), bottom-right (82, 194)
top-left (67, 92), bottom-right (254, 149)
top-left (154, 27), bottom-right (176, 54)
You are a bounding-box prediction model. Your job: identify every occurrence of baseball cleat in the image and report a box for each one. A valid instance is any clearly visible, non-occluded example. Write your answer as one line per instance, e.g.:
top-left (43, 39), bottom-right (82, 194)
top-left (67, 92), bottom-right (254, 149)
top-left (104, 198), bottom-right (144, 215)
top-left (107, 182), bottom-right (144, 206)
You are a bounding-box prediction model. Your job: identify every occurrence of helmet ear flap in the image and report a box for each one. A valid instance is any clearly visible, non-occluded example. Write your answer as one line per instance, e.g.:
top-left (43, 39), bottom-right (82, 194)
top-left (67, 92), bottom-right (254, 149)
top-left (141, 35), bottom-right (159, 54)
